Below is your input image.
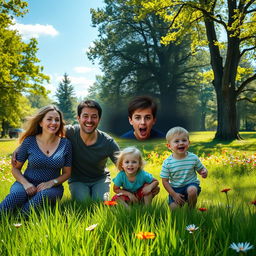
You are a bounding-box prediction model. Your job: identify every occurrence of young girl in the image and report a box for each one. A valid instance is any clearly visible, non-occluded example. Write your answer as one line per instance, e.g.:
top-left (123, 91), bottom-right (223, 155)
top-left (112, 147), bottom-right (159, 206)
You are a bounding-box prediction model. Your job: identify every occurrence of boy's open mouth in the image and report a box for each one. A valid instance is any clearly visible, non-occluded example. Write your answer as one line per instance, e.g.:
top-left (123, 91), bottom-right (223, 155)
top-left (139, 128), bottom-right (147, 136)
top-left (178, 146), bottom-right (185, 151)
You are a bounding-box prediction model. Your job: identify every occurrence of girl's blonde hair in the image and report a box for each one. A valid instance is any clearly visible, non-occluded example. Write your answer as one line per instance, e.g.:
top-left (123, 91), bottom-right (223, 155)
top-left (166, 126), bottom-right (189, 143)
top-left (19, 105), bottom-right (65, 143)
top-left (116, 146), bottom-right (145, 171)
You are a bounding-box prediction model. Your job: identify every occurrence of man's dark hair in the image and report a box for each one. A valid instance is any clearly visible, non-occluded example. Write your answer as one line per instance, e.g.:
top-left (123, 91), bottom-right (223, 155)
top-left (77, 100), bottom-right (102, 118)
top-left (128, 96), bottom-right (157, 118)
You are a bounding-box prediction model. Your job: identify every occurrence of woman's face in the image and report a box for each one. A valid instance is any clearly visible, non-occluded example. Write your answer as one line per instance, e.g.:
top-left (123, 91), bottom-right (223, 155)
top-left (40, 110), bottom-right (61, 134)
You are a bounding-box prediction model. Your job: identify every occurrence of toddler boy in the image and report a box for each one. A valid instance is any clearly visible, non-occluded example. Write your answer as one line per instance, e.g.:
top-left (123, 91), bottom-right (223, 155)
top-left (160, 127), bottom-right (207, 210)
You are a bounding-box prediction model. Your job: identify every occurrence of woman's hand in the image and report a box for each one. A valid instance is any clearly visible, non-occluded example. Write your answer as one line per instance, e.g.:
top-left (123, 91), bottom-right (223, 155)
top-left (23, 183), bottom-right (37, 196)
top-left (37, 181), bottom-right (54, 192)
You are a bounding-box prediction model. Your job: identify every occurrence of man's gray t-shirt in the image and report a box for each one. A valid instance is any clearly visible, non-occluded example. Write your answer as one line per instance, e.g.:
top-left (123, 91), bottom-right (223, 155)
top-left (66, 125), bottom-right (120, 183)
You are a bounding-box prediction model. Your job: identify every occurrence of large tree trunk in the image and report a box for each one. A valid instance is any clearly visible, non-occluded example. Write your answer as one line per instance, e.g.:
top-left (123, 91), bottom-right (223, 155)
top-left (203, 7), bottom-right (241, 140)
top-left (200, 107), bottom-right (206, 131)
top-left (214, 87), bottom-right (240, 140)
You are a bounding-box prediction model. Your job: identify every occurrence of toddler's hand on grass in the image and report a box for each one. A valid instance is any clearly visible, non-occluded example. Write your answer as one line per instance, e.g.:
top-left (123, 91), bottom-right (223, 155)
top-left (141, 185), bottom-right (152, 195)
top-left (173, 193), bottom-right (185, 206)
top-left (128, 193), bottom-right (138, 203)
top-left (200, 168), bottom-right (208, 178)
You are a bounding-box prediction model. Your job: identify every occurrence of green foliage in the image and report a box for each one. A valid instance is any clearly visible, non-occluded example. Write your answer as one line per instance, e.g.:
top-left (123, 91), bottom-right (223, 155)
top-left (55, 73), bottom-right (76, 124)
top-left (0, 1), bottom-right (50, 136)
top-left (88, 0), bottom-right (212, 134)
top-left (26, 93), bottom-right (53, 109)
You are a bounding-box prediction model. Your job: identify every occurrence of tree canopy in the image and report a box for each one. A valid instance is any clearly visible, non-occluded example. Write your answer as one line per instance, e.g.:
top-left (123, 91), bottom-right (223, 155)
top-left (132, 0), bottom-right (256, 140)
top-left (88, 0), bottom-right (210, 134)
top-left (0, 0), bottom-right (49, 136)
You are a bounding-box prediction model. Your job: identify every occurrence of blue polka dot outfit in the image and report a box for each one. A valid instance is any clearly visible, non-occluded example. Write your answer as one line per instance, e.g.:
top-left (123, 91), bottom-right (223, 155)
top-left (0, 136), bottom-right (72, 215)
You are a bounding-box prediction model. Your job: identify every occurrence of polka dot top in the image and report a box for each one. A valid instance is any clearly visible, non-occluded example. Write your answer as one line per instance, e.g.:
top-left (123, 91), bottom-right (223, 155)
top-left (16, 136), bottom-right (72, 186)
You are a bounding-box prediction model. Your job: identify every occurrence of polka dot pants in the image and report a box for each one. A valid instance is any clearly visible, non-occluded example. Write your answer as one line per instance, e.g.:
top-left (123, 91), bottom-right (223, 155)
top-left (0, 182), bottom-right (63, 215)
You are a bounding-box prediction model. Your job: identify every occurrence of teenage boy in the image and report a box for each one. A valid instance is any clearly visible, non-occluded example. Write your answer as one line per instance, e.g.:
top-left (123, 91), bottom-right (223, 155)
top-left (121, 96), bottom-right (165, 140)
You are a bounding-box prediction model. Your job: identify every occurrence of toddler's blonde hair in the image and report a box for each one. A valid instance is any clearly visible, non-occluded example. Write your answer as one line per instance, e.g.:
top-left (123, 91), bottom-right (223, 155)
top-left (166, 126), bottom-right (189, 143)
top-left (116, 146), bottom-right (145, 171)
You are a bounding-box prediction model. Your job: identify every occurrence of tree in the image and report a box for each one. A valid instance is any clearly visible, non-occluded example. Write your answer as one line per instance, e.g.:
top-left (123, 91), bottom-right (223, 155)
top-left (88, 0), bottom-right (209, 133)
top-left (26, 93), bottom-right (53, 109)
top-left (134, 0), bottom-right (256, 139)
top-left (0, 0), bottom-right (50, 134)
top-left (55, 73), bottom-right (76, 124)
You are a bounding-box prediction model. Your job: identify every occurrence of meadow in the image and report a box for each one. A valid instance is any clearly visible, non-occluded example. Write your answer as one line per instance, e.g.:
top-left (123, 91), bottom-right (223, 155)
top-left (0, 132), bottom-right (255, 255)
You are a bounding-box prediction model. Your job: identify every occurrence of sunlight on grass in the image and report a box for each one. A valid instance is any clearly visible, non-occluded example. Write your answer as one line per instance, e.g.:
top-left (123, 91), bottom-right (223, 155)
top-left (0, 132), bottom-right (255, 255)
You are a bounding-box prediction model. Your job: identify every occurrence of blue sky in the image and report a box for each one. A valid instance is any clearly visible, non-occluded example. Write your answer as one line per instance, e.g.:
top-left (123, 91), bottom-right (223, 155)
top-left (12, 0), bottom-right (104, 99)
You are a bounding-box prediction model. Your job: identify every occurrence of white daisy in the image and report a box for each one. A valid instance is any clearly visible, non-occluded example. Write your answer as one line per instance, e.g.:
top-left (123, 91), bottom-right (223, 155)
top-left (186, 224), bottom-right (199, 233)
top-left (230, 242), bottom-right (254, 253)
top-left (13, 223), bottom-right (22, 228)
top-left (85, 223), bottom-right (98, 231)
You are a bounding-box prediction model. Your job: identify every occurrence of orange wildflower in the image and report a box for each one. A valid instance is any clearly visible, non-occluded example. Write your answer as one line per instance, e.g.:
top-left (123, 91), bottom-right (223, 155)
top-left (103, 200), bottom-right (118, 206)
top-left (221, 188), bottom-right (231, 193)
top-left (198, 207), bottom-right (207, 212)
top-left (136, 232), bottom-right (156, 240)
top-left (251, 200), bottom-right (256, 206)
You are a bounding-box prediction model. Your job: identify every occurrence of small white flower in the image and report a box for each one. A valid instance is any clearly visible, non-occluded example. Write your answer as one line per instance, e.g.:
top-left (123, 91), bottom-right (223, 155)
top-left (230, 242), bottom-right (254, 253)
top-left (186, 224), bottom-right (199, 233)
top-left (86, 223), bottom-right (98, 231)
top-left (13, 223), bottom-right (22, 228)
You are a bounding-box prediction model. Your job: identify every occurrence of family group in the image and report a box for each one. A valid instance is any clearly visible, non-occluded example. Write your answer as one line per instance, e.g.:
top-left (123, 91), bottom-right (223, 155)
top-left (0, 96), bottom-right (207, 215)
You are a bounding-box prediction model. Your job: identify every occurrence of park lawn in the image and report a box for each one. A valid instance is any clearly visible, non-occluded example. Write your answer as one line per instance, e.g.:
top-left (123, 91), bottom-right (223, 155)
top-left (0, 131), bottom-right (255, 255)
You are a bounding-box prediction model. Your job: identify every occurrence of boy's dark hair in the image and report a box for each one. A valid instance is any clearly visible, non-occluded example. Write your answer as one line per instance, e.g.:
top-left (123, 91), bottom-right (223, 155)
top-left (77, 100), bottom-right (102, 118)
top-left (128, 96), bottom-right (157, 118)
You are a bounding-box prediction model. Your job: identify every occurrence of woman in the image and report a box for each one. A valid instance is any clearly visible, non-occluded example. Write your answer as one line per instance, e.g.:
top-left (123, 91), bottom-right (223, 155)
top-left (0, 105), bottom-right (72, 215)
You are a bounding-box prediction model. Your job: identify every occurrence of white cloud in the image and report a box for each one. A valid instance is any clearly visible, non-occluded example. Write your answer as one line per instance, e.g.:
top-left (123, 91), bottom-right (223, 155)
top-left (73, 66), bottom-right (97, 74)
top-left (10, 21), bottom-right (59, 40)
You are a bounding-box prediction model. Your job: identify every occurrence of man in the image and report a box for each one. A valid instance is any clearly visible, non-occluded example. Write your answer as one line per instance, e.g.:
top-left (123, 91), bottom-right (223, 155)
top-left (66, 100), bottom-right (120, 201)
top-left (121, 96), bottom-right (165, 140)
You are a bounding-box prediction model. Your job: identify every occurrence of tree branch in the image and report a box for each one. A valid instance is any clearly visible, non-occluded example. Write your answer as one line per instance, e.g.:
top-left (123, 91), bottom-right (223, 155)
top-left (237, 97), bottom-right (256, 103)
top-left (236, 73), bottom-right (256, 95)
top-left (186, 2), bottom-right (227, 30)
top-left (240, 46), bottom-right (256, 57)
top-left (241, 88), bottom-right (256, 93)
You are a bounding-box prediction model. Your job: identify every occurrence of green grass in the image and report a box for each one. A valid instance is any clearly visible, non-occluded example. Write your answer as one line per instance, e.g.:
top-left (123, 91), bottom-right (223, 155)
top-left (0, 132), bottom-right (256, 255)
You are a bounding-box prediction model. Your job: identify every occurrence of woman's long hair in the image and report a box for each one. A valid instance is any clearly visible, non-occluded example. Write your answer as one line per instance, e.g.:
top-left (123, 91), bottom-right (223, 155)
top-left (19, 105), bottom-right (65, 143)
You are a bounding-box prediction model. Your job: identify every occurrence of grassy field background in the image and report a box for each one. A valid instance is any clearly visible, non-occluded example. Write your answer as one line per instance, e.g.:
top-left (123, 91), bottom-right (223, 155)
top-left (0, 131), bottom-right (255, 255)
